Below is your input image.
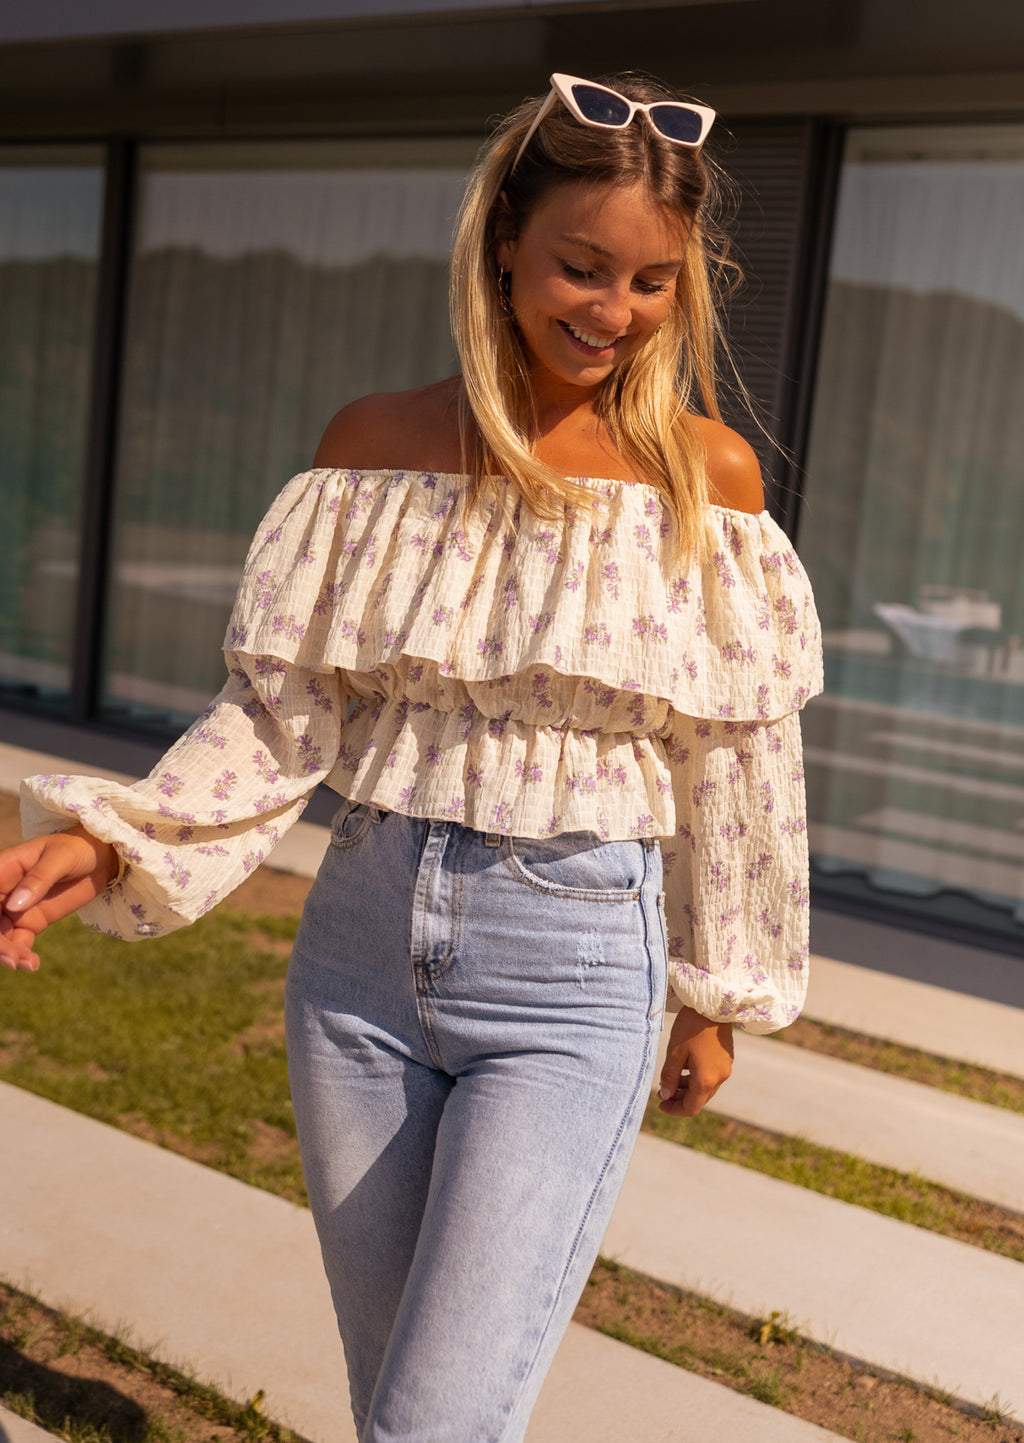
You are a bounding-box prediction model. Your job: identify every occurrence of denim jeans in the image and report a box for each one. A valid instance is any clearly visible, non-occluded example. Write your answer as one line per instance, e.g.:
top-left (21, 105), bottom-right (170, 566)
top-left (285, 802), bottom-right (667, 1443)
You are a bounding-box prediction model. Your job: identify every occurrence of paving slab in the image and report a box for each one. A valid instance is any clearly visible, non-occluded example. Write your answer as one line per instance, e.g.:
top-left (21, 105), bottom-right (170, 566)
top-left (0, 1083), bottom-right (844, 1443)
top-left (805, 953), bottom-right (1024, 1078)
top-left (0, 1408), bottom-right (62, 1443)
top-left (605, 1133), bottom-right (1024, 1419)
top-left (654, 1029), bottom-right (1024, 1212)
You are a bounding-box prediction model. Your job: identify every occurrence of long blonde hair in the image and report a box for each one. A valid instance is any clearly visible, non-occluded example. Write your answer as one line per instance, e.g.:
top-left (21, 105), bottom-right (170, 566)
top-left (449, 73), bottom-right (741, 559)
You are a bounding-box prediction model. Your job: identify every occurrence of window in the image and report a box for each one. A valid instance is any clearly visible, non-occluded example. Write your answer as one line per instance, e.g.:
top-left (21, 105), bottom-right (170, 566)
top-left (101, 138), bottom-right (476, 732)
top-left (0, 147), bottom-right (104, 711)
top-left (799, 125), bottom-right (1024, 939)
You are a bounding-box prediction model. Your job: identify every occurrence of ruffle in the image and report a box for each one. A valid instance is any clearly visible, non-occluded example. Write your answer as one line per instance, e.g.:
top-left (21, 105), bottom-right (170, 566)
top-left (226, 469), bottom-right (822, 723)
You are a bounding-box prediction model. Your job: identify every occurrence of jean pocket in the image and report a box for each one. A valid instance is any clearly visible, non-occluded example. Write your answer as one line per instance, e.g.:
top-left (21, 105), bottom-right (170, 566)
top-left (503, 833), bottom-right (644, 902)
top-left (329, 800), bottom-right (376, 852)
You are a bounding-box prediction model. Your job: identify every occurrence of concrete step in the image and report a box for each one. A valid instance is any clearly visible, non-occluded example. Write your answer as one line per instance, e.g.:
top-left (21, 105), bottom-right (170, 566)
top-left (605, 1132), bottom-right (1024, 1420)
top-left (654, 1029), bottom-right (1024, 1212)
top-left (0, 1407), bottom-right (63, 1443)
top-left (804, 953), bottom-right (1024, 1079)
top-left (0, 1083), bottom-right (845, 1443)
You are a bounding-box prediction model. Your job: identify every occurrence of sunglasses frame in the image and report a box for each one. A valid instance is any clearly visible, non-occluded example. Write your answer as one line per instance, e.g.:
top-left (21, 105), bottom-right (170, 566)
top-left (509, 73), bottom-right (716, 175)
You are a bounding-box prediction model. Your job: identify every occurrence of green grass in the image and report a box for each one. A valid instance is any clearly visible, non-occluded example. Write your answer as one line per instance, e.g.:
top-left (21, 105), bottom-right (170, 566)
top-left (643, 1102), bottom-right (1024, 1263)
top-left (0, 909), bottom-right (304, 1202)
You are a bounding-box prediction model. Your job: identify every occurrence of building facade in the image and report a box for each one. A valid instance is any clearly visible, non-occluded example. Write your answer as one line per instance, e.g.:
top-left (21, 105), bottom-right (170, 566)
top-left (1, 0), bottom-right (1022, 956)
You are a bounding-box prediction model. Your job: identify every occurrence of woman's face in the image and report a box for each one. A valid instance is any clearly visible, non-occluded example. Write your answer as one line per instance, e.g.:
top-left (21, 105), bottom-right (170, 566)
top-left (496, 180), bottom-right (688, 402)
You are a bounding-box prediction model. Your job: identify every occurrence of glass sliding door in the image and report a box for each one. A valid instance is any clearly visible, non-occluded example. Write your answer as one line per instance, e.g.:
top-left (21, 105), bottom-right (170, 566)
top-left (799, 125), bottom-right (1024, 941)
top-left (102, 138), bottom-right (475, 732)
top-left (0, 147), bottom-right (104, 711)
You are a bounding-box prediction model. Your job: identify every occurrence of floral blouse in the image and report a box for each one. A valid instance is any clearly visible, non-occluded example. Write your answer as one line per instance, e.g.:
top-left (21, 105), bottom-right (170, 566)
top-left (21, 468), bottom-right (822, 1033)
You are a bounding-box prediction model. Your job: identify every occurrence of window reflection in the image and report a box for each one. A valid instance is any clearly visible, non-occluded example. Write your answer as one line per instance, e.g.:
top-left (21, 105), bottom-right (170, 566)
top-left (0, 148), bottom-right (103, 709)
top-left (800, 126), bottom-right (1024, 938)
top-left (102, 139), bottom-right (475, 732)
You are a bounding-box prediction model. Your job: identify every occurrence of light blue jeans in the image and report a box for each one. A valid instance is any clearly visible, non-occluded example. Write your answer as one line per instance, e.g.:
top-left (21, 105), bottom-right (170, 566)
top-left (285, 802), bottom-right (667, 1443)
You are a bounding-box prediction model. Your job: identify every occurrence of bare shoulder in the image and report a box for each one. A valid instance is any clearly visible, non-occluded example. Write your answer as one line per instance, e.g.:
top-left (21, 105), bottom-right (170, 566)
top-left (313, 379), bottom-right (464, 471)
top-left (690, 416), bottom-right (765, 514)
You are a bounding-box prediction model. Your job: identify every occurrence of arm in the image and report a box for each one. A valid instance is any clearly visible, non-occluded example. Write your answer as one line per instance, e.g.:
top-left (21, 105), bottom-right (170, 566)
top-left (10, 653), bottom-right (346, 961)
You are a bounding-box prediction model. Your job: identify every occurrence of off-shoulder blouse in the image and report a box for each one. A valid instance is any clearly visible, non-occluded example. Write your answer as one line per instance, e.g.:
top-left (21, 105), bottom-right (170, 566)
top-left (21, 468), bottom-right (823, 1033)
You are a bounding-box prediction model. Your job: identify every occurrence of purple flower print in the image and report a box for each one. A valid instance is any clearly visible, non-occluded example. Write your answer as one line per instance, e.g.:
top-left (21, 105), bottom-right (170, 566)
top-left (531, 672), bottom-right (553, 710)
top-left (438, 795), bottom-right (465, 820)
top-left (197, 843), bottom-right (230, 857)
top-left (425, 745), bottom-right (443, 767)
top-left (467, 766), bottom-right (484, 789)
top-left (787, 878), bottom-right (810, 907)
top-left (633, 524), bottom-right (656, 563)
top-left (254, 571), bottom-right (276, 610)
top-left (501, 576), bottom-right (519, 613)
top-left (758, 908), bottom-right (782, 939)
top-left (709, 860), bottom-right (730, 893)
top-left (410, 532), bottom-right (444, 558)
top-left (719, 905), bottom-right (741, 927)
top-left (775, 595), bottom-right (798, 635)
top-left (528, 612), bottom-right (555, 633)
top-left (298, 539), bottom-right (316, 566)
top-left (720, 820), bottom-right (747, 842)
top-left (515, 759), bottom-right (543, 784)
top-left (629, 813), bottom-right (655, 838)
top-left (254, 793), bottom-right (288, 813)
top-left (297, 733), bottom-right (323, 775)
top-left (632, 615), bottom-right (668, 642)
top-left (460, 575), bottom-right (484, 611)
top-left (254, 657), bottom-right (286, 679)
top-left (477, 635), bottom-right (503, 658)
top-left (157, 773), bottom-right (184, 798)
top-left (564, 560), bottom-right (585, 592)
top-left (596, 759), bottom-right (628, 787)
top-left (535, 531), bottom-right (562, 565)
top-left (487, 709), bottom-right (513, 739)
top-left (194, 724), bottom-right (227, 749)
top-left (211, 769), bottom-right (238, 801)
top-left (313, 580), bottom-right (346, 615)
top-left (264, 525), bottom-right (283, 544)
top-left (589, 524), bottom-right (612, 547)
top-left (399, 785), bottom-right (415, 808)
top-left (723, 517), bottom-right (744, 559)
top-left (539, 814), bottom-right (562, 837)
top-left (692, 778), bottom-right (716, 807)
top-left (760, 551), bottom-right (783, 577)
top-left (490, 801), bottom-right (513, 832)
top-left (447, 529), bottom-right (473, 562)
top-left (771, 653), bottom-right (792, 679)
top-left (762, 780), bottom-right (775, 813)
top-left (241, 851), bottom-right (263, 875)
top-left (667, 577), bottom-right (691, 613)
top-left (696, 596), bottom-right (707, 637)
top-left (372, 572), bottom-right (393, 610)
top-left (458, 703), bottom-right (476, 740)
top-left (744, 954), bottom-right (769, 984)
top-left (162, 852), bottom-right (191, 890)
top-left (676, 823), bottom-right (696, 852)
top-left (746, 851), bottom-right (773, 880)
top-left (564, 773), bottom-right (596, 794)
top-left (271, 614), bottom-right (305, 643)
top-left (721, 641), bottom-right (757, 664)
top-left (788, 944), bottom-right (809, 971)
top-left (780, 817), bottom-right (806, 837)
top-left (602, 562), bottom-right (621, 600)
top-left (339, 618), bottom-right (366, 646)
top-left (229, 624), bottom-right (249, 648)
top-left (583, 622), bottom-right (613, 649)
top-left (712, 552), bottom-right (735, 589)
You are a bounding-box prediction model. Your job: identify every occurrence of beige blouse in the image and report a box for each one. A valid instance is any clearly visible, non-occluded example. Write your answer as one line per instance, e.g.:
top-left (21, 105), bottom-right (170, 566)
top-left (22, 468), bottom-right (823, 1033)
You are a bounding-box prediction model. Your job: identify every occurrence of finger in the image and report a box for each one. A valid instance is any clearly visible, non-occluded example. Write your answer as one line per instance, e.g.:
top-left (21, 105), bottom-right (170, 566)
top-left (0, 926), bottom-right (40, 971)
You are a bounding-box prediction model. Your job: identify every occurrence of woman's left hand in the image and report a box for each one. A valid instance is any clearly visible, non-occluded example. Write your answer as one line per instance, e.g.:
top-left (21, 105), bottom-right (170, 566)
top-left (657, 1006), bottom-right (734, 1117)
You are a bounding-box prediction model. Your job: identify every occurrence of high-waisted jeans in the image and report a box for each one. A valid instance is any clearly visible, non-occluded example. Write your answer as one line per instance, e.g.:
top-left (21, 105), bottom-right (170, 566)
top-left (285, 802), bottom-right (668, 1443)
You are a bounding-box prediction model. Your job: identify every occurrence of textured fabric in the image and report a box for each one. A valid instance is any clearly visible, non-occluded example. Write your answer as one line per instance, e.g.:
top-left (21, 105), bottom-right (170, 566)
top-left (21, 467), bottom-right (823, 1032)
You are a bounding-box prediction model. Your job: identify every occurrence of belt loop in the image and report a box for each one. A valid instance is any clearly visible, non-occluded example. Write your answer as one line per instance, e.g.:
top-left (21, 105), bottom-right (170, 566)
top-left (484, 832), bottom-right (501, 848)
top-left (642, 836), bottom-right (655, 851)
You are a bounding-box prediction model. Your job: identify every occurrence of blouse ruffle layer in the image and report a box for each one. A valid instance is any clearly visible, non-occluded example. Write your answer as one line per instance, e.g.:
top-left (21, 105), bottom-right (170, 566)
top-left (227, 469), bottom-right (822, 725)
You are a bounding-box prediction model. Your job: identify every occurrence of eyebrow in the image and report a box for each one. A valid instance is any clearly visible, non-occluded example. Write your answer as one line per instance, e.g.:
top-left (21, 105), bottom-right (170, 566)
top-left (560, 233), bottom-right (683, 268)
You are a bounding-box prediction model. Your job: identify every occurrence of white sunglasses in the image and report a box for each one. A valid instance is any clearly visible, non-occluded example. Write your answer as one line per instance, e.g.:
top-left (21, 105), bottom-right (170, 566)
top-left (510, 73), bottom-right (716, 175)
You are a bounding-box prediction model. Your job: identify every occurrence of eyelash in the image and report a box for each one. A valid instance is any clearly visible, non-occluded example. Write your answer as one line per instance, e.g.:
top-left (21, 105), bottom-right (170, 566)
top-left (560, 262), bottom-right (669, 296)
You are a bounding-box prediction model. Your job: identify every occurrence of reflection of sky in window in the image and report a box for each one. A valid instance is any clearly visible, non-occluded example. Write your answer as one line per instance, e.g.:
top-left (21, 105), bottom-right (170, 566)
top-left (0, 169), bottom-right (103, 259)
top-left (138, 170), bottom-right (469, 266)
top-left (831, 161), bottom-right (1024, 324)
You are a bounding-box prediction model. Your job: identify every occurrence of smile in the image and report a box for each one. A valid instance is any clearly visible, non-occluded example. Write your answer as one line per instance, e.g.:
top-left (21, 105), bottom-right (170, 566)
top-left (560, 321), bottom-right (624, 352)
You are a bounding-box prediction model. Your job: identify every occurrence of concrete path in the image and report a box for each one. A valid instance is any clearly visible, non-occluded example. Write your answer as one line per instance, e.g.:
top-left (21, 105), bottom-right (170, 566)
top-left (804, 954), bottom-right (1024, 1078)
top-left (0, 1082), bottom-right (845, 1443)
top-left (606, 1132), bottom-right (1024, 1419)
top-left (674, 1031), bottom-right (1024, 1212)
top-left (0, 1407), bottom-right (62, 1443)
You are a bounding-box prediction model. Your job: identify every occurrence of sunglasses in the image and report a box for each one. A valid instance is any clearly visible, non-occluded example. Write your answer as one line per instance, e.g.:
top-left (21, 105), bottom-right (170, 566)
top-left (509, 73), bottom-right (716, 175)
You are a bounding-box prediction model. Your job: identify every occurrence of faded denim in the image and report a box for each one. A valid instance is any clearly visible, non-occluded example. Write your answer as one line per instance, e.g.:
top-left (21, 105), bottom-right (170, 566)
top-left (285, 802), bottom-right (667, 1443)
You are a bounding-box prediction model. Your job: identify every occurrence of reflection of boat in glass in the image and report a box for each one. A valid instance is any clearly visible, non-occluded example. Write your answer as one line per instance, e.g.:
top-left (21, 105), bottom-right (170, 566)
top-left (873, 587), bottom-right (1009, 671)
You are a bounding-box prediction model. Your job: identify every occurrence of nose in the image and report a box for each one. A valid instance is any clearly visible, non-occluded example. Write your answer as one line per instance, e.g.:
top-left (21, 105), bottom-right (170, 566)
top-left (588, 280), bottom-right (632, 335)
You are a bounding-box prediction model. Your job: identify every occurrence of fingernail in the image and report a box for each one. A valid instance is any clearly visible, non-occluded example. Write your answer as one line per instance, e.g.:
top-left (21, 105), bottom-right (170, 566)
top-left (7, 888), bottom-right (32, 911)
top-left (658, 1086), bottom-right (673, 1100)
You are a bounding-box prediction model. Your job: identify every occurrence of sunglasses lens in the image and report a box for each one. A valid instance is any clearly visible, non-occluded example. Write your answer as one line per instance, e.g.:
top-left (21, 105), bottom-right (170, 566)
top-left (570, 83), bottom-right (632, 128)
top-left (648, 103), bottom-right (706, 145)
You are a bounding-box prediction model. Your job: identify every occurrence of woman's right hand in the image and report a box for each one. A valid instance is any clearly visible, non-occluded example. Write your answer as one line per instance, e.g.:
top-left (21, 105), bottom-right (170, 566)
top-left (0, 828), bottom-right (119, 972)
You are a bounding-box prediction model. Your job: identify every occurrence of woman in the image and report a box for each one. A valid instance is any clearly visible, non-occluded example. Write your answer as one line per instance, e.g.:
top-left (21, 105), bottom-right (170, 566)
top-left (0, 73), bottom-right (821, 1442)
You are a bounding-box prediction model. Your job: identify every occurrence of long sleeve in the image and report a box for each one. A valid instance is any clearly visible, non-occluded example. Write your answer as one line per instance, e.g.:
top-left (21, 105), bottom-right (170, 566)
top-left (20, 652), bottom-right (347, 939)
top-left (659, 708), bottom-right (810, 1033)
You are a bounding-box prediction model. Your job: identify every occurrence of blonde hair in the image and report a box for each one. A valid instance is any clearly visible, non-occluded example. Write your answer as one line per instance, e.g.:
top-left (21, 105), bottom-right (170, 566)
top-left (449, 72), bottom-right (742, 559)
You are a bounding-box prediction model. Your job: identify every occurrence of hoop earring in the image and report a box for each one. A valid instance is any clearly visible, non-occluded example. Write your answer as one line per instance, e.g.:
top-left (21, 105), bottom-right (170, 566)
top-left (497, 266), bottom-right (514, 317)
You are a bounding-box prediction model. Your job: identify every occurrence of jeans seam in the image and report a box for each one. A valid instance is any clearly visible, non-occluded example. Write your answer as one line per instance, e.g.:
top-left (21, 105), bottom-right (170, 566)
top-left (500, 845), bottom-right (641, 904)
